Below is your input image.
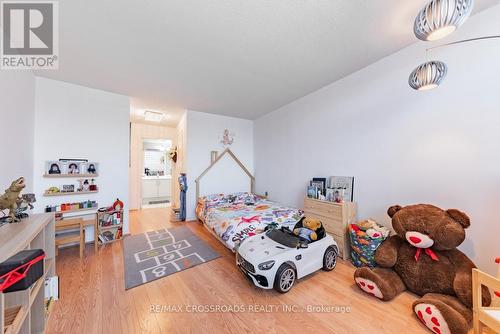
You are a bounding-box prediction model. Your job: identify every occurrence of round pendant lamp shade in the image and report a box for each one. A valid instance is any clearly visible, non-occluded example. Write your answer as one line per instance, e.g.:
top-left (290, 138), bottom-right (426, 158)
top-left (409, 61), bottom-right (448, 91)
top-left (414, 0), bottom-right (474, 41)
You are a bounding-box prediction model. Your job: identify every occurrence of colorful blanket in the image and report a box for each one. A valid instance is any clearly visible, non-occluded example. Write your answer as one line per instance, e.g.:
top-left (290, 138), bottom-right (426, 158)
top-left (197, 193), bottom-right (303, 251)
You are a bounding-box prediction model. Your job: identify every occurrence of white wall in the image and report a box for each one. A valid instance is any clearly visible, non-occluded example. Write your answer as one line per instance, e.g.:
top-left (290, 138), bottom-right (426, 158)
top-left (33, 77), bottom-right (130, 239)
top-left (129, 122), bottom-right (177, 210)
top-left (254, 5), bottom-right (500, 274)
top-left (185, 110), bottom-right (254, 220)
top-left (0, 71), bottom-right (35, 192)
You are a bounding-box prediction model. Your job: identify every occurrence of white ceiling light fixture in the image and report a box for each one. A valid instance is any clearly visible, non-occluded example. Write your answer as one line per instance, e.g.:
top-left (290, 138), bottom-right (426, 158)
top-left (144, 110), bottom-right (164, 122)
top-left (408, 61), bottom-right (448, 91)
top-left (414, 0), bottom-right (474, 41)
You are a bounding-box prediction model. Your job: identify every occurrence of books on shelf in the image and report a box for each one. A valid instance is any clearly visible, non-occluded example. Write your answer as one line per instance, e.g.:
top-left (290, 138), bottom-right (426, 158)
top-left (98, 227), bottom-right (122, 243)
top-left (99, 211), bottom-right (122, 227)
top-left (97, 209), bottom-right (124, 244)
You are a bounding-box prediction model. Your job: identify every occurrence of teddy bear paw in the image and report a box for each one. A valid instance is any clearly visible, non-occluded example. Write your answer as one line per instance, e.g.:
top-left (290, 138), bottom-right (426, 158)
top-left (414, 303), bottom-right (451, 334)
top-left (354, 277), bottom-right (384, 299)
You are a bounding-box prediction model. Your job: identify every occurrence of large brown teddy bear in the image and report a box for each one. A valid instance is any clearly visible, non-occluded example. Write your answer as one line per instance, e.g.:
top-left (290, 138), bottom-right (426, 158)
top-left (354, 204), bottom-right (491, 334)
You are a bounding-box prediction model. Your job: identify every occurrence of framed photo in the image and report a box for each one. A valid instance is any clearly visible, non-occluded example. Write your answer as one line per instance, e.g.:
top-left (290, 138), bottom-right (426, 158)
top-left (307, 185), bottom-right (318, 198)
top-left (46, 161), bottom-right (62, 175)
top-left (310, 181), bottom-right (323, 193)
top-left (67, 162), bottom-right (81, 174)
top-left (328, 176), bottom-right (355, 202)
top-left (312, 178), bottom-right (326, 190)
top-left (86, 162), bottom-right (98, 174)
top-left (325, 188), bottom-right (334, 201)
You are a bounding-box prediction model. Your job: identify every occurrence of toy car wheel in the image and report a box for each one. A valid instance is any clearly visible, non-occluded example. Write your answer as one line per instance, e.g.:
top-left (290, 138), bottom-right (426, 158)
top-left (323, 246), bottom-right (337, 271)
top-left (273, 263), bottom-right (296, 293)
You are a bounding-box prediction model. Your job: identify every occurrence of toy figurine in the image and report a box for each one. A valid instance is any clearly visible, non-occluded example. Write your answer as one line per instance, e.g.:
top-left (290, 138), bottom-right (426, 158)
top-left (113, 198), bottom-right (124, 211)
top-left (0, 177), bottom-right (26, 223)
top-left (15, 193), bottom-right (36, 219)
top-left (168, 147), bottom-right (177, 163)
top-left (220, 129), bottom-right (234, 147)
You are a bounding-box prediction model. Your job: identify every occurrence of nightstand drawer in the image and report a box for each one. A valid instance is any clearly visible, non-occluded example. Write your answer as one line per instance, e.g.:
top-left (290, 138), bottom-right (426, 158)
top-left (303, 197), bottom-right (356, 260)
top-left (303, 211), bottom-right (345, 236)
top-left (304, 199), bottom-right (342, 217)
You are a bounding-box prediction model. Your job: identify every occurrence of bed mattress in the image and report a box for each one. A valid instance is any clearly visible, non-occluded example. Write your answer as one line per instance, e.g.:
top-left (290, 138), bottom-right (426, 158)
top-left (196, 193), bottom-right (303, 251)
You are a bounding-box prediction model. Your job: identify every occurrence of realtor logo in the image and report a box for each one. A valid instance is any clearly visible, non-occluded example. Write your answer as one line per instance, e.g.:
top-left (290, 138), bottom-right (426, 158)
top-left (1, 1), bottom-right (58, 69)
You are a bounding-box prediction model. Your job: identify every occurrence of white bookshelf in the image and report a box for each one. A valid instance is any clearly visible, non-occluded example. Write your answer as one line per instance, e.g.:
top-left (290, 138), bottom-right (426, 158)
top-left (0, 214), bottom-right (56, 334)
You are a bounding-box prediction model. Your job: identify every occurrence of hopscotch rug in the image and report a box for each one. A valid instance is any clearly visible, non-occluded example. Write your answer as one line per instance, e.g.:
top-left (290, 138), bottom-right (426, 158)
top-left (123, 226), bottom-right (220, 289)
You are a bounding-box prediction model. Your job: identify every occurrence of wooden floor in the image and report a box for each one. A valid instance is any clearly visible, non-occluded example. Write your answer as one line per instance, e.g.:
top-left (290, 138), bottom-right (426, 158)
top-left (46, 208), bottom-right (429, 334)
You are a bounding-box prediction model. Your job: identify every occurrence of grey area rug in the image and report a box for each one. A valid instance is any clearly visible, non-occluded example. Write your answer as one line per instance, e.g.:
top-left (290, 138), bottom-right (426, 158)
top-left (123, 226), bottom-right (220, 289)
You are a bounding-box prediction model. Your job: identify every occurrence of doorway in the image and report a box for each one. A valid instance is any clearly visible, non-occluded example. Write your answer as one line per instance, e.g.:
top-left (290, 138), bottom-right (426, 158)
top-left (141, 139), bottom-right (172, 208)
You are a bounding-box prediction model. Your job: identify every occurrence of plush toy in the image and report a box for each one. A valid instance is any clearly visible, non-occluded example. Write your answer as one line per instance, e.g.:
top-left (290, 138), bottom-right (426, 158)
top-left (357, 219), bottom-right (377, 231)
top-left (366, 225), bottom-right (390, 239)
top-left (354, 204), bottom-right (491, 334)
top-left (293, 217), bottom-right (322, 242)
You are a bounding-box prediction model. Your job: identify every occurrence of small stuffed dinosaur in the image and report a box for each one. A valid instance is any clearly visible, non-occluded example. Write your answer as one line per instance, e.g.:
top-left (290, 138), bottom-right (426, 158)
top-left (0, 177), bottom-right (26, 222)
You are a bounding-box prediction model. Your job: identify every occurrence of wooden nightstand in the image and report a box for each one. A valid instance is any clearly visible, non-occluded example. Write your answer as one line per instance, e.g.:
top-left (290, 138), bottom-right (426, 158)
top-left (303, 197), bottom-right (356, 260)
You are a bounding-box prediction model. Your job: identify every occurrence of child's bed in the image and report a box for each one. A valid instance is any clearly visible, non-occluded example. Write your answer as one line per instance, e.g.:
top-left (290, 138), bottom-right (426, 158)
top-left (194, 149), bottom-right (304, 251)
top-left (196, 192), bottom-right (303, 251)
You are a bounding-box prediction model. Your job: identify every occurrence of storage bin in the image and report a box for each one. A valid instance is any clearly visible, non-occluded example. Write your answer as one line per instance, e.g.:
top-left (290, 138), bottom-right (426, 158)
top-left (349, 224), bottom-right (387, 268)
top-left (0, 249), bottom-right (45, 292)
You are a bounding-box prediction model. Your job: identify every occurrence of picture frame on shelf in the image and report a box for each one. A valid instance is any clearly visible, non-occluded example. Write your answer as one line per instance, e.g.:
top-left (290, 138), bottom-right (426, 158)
top-left (67, 162), bottom-right (81, 174)
top-left (328, 176), bottom-right (354, 202)
top-left (46, 161), bottom-right (62, 175)
top-left (325, 188), bottom-right (334, 201)
top-left (311, 179), bottom-right (326, 196)
top-left (44, 159), bottom-right (99, 176)
top-left (312, 177), bottom-right (327, 190)
top-left (307, 185), bottom-right (318, 199)
top-left (86, 162), bottom-right (98, 174)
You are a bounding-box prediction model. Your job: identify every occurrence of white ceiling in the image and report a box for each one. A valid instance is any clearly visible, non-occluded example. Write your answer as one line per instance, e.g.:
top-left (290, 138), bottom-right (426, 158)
top-left (36, 0), bottom-right (499, 123)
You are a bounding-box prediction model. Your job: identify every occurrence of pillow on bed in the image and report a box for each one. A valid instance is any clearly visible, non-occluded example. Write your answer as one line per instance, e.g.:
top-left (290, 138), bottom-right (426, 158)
top-left (201, 192), bottom-right (259, 207)
top-left (203, 193), bottom-right (230, 208)
top-left (229, 192), bottom-right (259, 205)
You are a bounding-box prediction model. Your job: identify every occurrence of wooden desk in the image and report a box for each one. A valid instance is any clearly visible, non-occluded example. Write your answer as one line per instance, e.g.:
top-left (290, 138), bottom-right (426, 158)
top-left (55, 217), bottom-right (96, 258)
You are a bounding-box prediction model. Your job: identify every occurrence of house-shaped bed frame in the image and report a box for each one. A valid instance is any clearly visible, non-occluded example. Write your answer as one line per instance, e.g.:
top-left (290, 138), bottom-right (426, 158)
top-left (195, 148), bottom-right (255, 201)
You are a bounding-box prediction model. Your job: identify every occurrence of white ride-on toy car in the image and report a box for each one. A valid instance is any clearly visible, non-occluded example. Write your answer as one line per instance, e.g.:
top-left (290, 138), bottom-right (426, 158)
top-left (236, 220), bottom-right (338, 293)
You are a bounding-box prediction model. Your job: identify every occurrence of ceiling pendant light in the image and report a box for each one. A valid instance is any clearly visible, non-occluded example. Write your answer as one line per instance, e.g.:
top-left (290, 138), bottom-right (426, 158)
top-left (414, 0), bottom-right (474, 41)
top-left (408, 61), bottom-right (447, 91)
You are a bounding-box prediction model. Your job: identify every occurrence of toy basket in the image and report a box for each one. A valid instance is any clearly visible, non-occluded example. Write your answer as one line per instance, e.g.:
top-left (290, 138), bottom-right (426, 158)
top-left (349, 224), bottom-right (387, 268)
